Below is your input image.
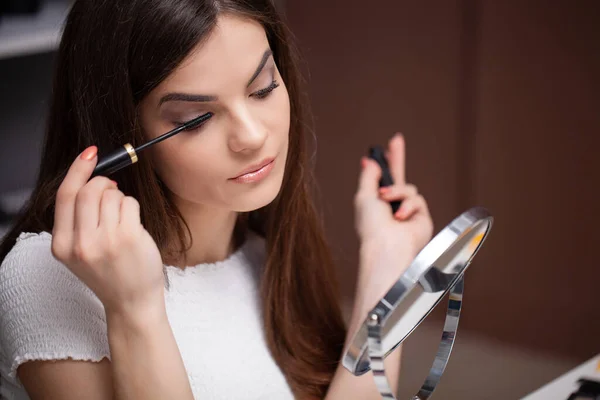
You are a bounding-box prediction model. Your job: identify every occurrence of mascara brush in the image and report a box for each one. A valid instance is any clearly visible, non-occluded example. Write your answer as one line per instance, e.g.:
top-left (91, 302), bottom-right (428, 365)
top-left (90, 112), bottom-right (212, 179)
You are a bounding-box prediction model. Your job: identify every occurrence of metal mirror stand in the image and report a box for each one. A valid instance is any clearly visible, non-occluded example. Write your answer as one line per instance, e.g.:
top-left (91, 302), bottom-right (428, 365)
top-left (367, 274), bottom-right (465, 400)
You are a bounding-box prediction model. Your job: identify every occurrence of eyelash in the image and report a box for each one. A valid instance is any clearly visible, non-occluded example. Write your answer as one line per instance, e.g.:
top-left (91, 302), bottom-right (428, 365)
top-left (175, 81), bottom-right (280, 128)
top-left (174, 117), bottom-right (211, 130)
top-left (251, 79), bottom-right (280, 99)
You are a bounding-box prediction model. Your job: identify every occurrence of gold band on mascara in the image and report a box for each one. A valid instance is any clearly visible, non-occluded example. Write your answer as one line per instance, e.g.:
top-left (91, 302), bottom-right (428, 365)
top-left (124, 143), bottom-right (138, 164)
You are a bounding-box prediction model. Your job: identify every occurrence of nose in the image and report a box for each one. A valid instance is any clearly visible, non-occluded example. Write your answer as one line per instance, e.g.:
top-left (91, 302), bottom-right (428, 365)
top-left (227, 105), bottom-right (267, 153)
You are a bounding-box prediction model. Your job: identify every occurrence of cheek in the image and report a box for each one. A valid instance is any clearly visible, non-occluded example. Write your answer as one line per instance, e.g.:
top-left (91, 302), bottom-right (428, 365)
top-left (149, 140), bottom-right (227, 200)
top-left (267, 86), bottom-right (291, 141)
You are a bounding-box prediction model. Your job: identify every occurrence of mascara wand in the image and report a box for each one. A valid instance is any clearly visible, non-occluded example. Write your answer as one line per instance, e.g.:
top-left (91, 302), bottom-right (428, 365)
top-left (90, 112), bottom-right (212, 179)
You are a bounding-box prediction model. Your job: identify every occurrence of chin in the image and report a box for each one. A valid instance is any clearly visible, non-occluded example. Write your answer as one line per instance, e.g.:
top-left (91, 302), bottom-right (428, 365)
top-left (231, 173), bottom-right (284, 212)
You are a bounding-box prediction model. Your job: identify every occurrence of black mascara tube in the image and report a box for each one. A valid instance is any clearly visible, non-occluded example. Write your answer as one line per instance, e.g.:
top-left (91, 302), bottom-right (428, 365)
top-left (368, 145), bottom-right (402, 214)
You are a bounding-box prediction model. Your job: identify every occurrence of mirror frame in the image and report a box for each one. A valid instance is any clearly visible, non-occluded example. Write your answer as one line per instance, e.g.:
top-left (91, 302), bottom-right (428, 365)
top-left (342, 207), bottom-right (493, 376)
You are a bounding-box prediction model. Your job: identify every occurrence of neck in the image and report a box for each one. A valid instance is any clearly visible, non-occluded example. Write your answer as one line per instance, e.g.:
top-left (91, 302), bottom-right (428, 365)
top-left (166, 194), bottom-right (243, 268)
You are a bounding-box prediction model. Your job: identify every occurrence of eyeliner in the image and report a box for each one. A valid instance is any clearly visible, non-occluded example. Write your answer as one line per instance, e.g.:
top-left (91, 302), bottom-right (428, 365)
top-left (90, 112), bottom-right (212, 178)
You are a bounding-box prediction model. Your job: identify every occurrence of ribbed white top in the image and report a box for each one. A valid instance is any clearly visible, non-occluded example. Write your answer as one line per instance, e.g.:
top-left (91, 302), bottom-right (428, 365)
top-left (0, 231), bottom-right (293, 400)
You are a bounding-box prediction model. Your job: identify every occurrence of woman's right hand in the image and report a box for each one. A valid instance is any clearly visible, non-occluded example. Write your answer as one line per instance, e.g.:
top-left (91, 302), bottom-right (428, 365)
top-left (51, 145), bottom-right (166, 318)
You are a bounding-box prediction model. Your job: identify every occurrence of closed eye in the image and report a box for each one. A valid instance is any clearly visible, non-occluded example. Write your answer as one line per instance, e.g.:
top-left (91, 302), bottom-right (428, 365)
top-left (172, 80), bottom-right (280, 128)
top-left (251, 80), bottom-right (280, 99)
top-left (173, 114), bottom-right (212, 131)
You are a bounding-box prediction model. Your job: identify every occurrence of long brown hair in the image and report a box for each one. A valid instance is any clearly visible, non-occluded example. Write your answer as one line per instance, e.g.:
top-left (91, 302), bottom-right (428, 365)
top-left (0, 0), bottom-right (347, 398)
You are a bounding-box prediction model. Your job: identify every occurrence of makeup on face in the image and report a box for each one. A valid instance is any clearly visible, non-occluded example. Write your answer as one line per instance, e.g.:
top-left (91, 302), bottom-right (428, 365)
top-left (92, 48), bottom-right (281, 182)
top-left (146, 51), bottom-right (281, 186)
top-left (228, 156), bottom-right (276, 184)
top-left (157, 49), bottom-right (278, 129)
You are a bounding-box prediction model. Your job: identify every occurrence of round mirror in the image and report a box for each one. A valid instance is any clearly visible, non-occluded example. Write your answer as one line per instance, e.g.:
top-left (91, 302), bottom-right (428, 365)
top-left (342, 207), bottom-right (493, 382)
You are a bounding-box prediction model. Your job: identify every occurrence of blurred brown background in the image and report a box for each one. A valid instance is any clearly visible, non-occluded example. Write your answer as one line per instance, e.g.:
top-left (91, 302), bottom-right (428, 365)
top-left (285, 0), bottom-right (600, 397)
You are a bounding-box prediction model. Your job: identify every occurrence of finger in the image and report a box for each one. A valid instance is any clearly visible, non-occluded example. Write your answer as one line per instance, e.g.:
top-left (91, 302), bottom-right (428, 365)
top-left (387, 133), bottom-right (406, 185)
top-left (358, 157), bottom-right (382, 196)
top-left (53, 146), bottom-right (99, 239)
top-left (120, 196), bottom-right (141, 228)
top-left (99, 187), bottom-right (125, 231)
top-left (379, 184), bottom-right (418, 201)
top-left (74, 177), bottom-right (118, 235)
top-left (394, 195), bottom-right (426, 220)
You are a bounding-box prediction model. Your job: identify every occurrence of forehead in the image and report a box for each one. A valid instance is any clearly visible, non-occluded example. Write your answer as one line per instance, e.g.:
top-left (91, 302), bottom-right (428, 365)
top-left (160, 14), bottom-right (270, 92)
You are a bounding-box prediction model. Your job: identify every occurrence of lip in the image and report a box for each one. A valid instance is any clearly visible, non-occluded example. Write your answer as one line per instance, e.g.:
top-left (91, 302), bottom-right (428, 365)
top-left (229, 157), bottom-right (275, 183)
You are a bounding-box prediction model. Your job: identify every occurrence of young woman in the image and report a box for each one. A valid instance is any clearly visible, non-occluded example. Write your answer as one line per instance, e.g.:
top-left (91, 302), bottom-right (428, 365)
top-left (0, 1), bottom-right (433, 399)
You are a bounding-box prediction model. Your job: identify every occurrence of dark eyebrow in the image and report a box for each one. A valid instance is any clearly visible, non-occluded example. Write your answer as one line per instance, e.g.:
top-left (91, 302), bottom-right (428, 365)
top-left (158, 93), bottom-right (217, 106)
top-left (158, 48), bottom-right (274, 108)
top-left (247, 48), bottom-right (273, 86)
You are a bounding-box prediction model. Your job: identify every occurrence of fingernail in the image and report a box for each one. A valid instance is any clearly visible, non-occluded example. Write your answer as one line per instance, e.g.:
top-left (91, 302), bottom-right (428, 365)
top-left (361, 157), bottom-right (367, 168)
top-left (379, 187), bottom-right (390, 194)
top-left (110, 180), bottom-right (118, 186)
top-left (80, 146), bottom-right (98, 161)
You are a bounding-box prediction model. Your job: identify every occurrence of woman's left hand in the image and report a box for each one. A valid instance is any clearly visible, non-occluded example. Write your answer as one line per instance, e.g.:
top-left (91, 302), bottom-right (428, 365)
top-left (352, 133), bottom-right (434, 319)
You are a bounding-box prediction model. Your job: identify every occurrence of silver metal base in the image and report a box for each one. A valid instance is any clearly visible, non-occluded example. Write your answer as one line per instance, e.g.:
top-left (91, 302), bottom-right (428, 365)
top-left (367, 275), bottom-right (464, 399)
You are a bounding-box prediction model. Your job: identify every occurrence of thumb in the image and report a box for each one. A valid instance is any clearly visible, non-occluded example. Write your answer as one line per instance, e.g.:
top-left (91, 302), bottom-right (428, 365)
top-left (358, 157), bottom-right (382, 196)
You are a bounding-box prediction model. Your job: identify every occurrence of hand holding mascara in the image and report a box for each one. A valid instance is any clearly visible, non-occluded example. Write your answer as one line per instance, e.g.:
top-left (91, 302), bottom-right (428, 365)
top-left (90, 112), bottom-right (213, 179)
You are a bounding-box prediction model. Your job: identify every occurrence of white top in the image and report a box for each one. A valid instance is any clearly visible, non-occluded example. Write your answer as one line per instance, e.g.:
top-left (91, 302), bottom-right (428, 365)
top-left (0, 231), bottom-right (294, 400)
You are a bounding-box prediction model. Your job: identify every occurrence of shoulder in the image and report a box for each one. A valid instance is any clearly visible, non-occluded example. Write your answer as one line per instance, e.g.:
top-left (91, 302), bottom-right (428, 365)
top-left (2, 231), bottom-right (70, 283)
top-left (0, 231), bottom-right (97, 302)
top-left (0, 232), bottom-right (109, 380)
top-left (3, 231), bottom-right (57, 272)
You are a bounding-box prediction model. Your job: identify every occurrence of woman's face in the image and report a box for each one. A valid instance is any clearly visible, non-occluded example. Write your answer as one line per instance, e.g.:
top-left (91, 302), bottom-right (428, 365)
top-left (139, 14), bottom-right (290, 213)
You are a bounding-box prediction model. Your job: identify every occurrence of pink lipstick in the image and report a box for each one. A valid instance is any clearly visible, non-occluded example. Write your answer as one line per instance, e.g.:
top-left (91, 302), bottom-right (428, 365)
top-left (229, 157), bottom-right (275, 184)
